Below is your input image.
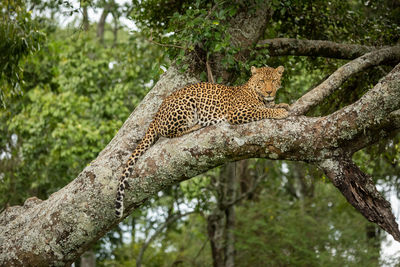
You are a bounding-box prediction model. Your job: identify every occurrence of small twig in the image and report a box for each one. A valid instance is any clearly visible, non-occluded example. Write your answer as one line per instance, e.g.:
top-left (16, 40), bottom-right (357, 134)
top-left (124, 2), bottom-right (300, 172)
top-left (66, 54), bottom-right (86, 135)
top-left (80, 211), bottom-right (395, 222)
top-left (193, 236), bottom-right (210, 261)
top-left (206, 59), bottom-right (215, 83)
top-left (148, 31), bottom-right (186, 50)
top-left (222, 171), bottom-right (265, 209)
top-left (205, 2), bottom-right (222, 20)
top-left (136, 211), bottom-right (196, 267)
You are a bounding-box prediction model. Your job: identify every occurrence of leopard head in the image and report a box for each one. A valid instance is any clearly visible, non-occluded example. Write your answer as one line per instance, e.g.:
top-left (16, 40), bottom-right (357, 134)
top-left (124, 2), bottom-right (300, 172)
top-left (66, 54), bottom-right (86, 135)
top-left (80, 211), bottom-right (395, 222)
top-left (247, 66), bottom-right (284, 103)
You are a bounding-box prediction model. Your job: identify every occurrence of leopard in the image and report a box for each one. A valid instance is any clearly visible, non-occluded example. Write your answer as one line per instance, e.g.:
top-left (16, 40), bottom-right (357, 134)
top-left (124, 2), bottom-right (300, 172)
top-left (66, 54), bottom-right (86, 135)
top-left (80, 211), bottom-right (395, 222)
top-left (115, 65), bottom-right (290, 218)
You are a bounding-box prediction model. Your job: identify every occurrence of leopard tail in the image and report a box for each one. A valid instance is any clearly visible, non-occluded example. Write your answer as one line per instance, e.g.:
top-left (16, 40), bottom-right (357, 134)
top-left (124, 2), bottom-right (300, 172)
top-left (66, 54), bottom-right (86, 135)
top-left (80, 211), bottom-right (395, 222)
top-left (115, 122), bottom-right (159, 218)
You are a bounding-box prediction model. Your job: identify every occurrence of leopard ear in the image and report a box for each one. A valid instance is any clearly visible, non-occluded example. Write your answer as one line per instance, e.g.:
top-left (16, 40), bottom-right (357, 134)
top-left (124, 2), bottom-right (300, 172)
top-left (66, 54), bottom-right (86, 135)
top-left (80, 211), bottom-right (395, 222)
top-left (251, 66), bottom-right (257, 75)
top-left (276, 66), bottom-right (284, 75)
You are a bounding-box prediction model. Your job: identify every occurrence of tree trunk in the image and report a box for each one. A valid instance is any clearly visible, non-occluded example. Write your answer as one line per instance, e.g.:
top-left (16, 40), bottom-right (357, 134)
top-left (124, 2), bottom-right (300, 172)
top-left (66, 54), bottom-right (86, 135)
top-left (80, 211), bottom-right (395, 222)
top-left (82, 3), bottom-right (89, 31)
top-left (207, 209), bottom-right (226, 267)
top-left (207, 162), bottom-right (237, 267)
top-left (112, 13), bottom-right (118, 47)
top-left (224, 163), bottom-right (237, 267)
top-left (97, 6), bottom-right (110, 44)
top-left (207, 160), bottom-right (256, 267)
top-left (80, 250), bottom-right (96, 267)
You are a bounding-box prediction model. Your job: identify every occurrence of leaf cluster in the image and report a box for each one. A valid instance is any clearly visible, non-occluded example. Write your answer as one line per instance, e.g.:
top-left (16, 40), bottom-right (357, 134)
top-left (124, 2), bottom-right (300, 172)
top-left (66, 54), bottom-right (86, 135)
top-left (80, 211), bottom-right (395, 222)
top-left (132, 0), bottom-right (247, 78)
top-left (0, 0), bottom-right (45, 106)
top-left (270, 0), bottom-right (399, 45)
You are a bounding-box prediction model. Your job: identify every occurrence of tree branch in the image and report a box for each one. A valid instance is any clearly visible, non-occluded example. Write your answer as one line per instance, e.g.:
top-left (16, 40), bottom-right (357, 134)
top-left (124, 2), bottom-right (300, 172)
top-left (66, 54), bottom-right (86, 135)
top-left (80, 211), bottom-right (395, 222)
top-left (320, 63), bottom-right (400, 153)
top-left (319, 157), bottom-right (400, 241)
top-left (290, 46), bottom-right (400, 115)
top-left (257, 38), bottom-right (379, 59)
top-left (339, 109), bottom-right (400, 154)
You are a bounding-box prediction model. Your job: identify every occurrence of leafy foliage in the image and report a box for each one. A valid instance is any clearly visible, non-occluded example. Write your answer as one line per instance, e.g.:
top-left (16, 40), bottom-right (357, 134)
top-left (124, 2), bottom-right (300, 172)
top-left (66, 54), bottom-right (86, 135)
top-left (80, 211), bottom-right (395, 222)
top-left (0, 0), bottom-right (45, 106)
top-left (270, 0), bottom-right (399, 45)
top-left (0, 24), bottom-right (165, 208)
top-left (235, 162), bottom-right (382, 266)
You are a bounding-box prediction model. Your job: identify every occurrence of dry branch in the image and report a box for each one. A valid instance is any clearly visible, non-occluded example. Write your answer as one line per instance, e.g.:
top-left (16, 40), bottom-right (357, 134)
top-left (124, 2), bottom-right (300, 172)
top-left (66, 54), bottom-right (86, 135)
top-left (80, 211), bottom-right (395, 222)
top-left (320, 158), bottom-right (400, 241)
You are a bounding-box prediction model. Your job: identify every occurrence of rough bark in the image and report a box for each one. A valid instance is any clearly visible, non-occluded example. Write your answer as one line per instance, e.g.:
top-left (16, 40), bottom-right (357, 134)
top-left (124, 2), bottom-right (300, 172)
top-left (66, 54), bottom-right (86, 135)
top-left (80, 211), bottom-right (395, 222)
top-left (320, 158), bottom-right (400, 241)
top-left (0, 31), bottom-right (399, 266)
top-left (211, 1), bottom-right (272, 82)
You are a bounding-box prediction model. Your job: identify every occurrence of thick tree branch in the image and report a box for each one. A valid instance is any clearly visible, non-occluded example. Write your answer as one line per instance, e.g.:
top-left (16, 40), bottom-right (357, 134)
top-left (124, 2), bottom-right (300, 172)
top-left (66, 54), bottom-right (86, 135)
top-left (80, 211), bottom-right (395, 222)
top-left (319, 157), bottom-right (400, 241)
top-left (321, 63), bottom-right (400, 153)
top-left (389, 109), bottom-right (400, 128)
top-left (339, 109), bottom-right (400, 153)
top-left (257, 38), bottom-right (379, 59)
top-left (290, 46), bottom-right (400, 115)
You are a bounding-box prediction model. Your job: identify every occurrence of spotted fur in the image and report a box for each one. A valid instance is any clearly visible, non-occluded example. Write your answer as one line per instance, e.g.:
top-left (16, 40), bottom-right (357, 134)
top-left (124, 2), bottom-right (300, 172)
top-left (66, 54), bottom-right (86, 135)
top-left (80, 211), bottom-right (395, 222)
top-left (115, 66), bottom-right (289, 217)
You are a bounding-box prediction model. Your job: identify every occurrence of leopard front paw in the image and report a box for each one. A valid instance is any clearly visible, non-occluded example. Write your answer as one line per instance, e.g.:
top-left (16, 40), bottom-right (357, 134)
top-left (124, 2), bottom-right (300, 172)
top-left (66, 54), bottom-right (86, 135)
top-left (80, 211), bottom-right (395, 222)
top-left (274, 108), bottom-right (289, 119)
top-left (275, 103), bottom-right (290, 111)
